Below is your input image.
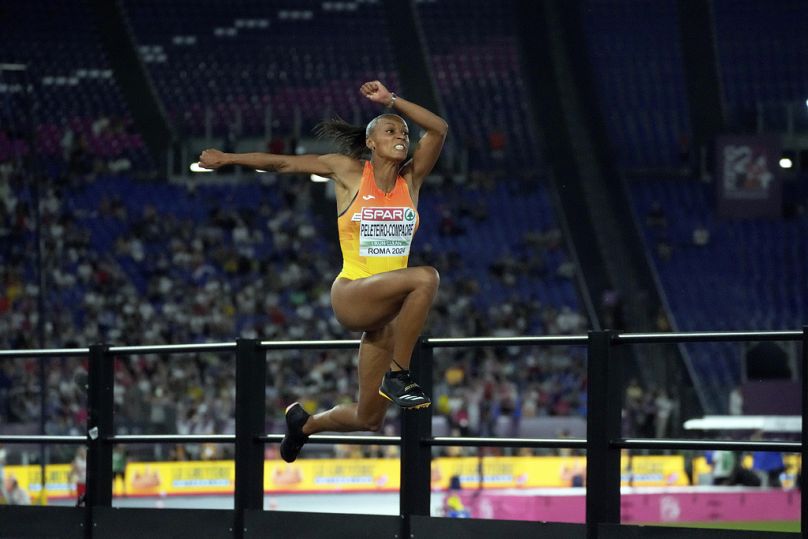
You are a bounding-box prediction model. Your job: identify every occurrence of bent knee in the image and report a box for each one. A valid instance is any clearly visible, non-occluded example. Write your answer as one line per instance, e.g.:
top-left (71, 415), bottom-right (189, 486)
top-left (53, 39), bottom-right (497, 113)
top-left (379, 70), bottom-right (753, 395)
top-left (414, 266), bottom-right (440, 294)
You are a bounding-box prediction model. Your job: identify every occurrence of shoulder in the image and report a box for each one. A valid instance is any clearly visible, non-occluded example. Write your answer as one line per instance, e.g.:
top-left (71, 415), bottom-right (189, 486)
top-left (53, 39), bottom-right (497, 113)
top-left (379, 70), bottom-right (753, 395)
top-left (318, 153), bottom-right (365, 192)
top-left (318, 153), bottom-right (362, 174)
top-left (320, 154), bottom-right (363, 188)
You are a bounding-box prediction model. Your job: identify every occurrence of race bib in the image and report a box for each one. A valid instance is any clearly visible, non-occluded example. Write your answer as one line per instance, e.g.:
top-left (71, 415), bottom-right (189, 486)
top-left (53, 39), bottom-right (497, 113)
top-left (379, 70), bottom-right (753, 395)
top-left (358, 206), bottom-right (417, 257)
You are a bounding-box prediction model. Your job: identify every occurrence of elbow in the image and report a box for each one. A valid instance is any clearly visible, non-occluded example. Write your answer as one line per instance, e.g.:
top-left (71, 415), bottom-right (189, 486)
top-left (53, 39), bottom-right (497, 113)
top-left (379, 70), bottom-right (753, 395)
top-left (434, 119), bottom-right (449, 137)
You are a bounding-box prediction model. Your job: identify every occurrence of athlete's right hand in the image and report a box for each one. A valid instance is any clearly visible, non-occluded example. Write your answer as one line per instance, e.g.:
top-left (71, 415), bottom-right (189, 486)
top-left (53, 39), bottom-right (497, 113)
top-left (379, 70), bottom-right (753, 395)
top-left (198, 148), bottom-right (228, 169)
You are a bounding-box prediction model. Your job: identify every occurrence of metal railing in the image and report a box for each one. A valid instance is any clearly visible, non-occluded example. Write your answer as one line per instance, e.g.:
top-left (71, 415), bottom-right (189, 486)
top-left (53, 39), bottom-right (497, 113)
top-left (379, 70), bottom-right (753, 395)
top-left (0, 328), bottom-right (804, 539)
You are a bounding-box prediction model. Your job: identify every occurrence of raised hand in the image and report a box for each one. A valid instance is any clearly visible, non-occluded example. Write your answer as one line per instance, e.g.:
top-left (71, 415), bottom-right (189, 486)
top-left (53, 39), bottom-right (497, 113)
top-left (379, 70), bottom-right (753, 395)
top-left (359, 80), bottom-right (394, 107)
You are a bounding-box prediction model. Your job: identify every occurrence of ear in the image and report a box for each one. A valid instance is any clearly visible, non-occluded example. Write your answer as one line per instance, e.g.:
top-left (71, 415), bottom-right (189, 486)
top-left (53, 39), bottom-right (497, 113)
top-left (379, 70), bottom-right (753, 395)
top-left (366, 138), bottom-right (375, 152)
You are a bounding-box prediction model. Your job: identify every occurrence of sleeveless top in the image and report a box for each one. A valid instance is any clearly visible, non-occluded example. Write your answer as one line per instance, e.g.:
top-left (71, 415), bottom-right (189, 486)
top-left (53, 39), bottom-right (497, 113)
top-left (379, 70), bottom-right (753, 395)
top-left (336, 161), bottom-right (419, 280)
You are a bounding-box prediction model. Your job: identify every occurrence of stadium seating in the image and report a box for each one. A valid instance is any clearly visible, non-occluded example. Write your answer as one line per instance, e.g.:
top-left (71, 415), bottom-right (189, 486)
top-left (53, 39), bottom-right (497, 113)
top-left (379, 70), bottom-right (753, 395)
top-left (0, 0), bottom-right (148, 165)
top-left (416, 0), bottom-right (543, 172)
top-left (630, 176), bottom-right (807, 411)
top-left (713, 0), bottom-right (808, 130)
top-left (581, 0), bottom-right (691, 170)
top-left (121, 0), bottom-right (400, 138)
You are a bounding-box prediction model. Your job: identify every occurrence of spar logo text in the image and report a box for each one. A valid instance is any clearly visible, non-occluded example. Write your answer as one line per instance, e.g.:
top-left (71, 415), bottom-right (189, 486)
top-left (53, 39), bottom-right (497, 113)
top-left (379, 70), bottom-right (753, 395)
top-left (362, 207), bottom-right (413, 221)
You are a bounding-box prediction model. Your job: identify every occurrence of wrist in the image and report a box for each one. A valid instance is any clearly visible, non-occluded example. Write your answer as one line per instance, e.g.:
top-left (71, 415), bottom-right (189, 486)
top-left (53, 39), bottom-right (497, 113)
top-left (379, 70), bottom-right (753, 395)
top-left (386, 93), bottom-right (397, 108)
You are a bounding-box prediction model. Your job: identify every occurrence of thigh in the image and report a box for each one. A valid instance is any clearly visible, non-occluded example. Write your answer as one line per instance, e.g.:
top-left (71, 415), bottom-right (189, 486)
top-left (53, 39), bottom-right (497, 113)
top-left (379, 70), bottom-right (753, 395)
top-left (331, 266), bottom-right (437, 332)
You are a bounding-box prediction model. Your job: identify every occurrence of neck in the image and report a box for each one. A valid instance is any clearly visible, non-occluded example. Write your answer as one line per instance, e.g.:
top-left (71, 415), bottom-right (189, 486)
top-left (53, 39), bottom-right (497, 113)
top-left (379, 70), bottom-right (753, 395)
top-left (370, 157), bottom-right (398, 192)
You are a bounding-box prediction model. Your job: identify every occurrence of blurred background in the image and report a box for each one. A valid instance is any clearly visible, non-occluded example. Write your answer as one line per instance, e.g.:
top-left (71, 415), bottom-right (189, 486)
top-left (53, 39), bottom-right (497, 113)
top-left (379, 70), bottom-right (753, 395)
top-left (0, 0), bottom-right (804, 531)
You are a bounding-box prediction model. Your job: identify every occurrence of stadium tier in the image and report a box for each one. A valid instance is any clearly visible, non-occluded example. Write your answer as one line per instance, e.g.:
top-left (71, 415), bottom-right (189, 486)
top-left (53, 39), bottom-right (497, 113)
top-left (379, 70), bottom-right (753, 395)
top-left (630, 176), bottom-right (807, 411)
top-left (416, 0), bottom-right (543, 172)
top-left (714, 0), bottom-right (808, 130)
top-left (0, 0), bottom-right (148, 167)
top-left (121, 0), bottom-right (400, 138)
top-left (582, 0), bottom-right (691, 170)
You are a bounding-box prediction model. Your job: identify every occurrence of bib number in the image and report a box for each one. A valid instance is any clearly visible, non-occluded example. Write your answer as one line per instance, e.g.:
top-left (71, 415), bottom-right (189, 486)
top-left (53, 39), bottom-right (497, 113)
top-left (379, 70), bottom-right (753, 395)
top-left (359, 207), bottom-right (416, 257)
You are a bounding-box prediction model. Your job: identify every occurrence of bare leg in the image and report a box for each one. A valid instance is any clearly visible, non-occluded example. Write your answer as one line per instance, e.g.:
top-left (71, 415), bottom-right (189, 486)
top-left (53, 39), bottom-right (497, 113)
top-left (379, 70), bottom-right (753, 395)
top-left (302, 325), bottom-right (393, 434)
top-left (330, 266), bottom-right (439, 371)
top-left (289, 266), bottom-right (439, 436)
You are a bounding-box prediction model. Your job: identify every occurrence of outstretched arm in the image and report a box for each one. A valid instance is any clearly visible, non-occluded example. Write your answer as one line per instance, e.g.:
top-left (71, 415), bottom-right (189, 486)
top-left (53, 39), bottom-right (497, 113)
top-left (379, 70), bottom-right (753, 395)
top-left (197, 149), bottom-right (361, 188)
top-left (361, 81), bottom-right (448, 190)
top-left (199, 149), bottom-right (330, 175)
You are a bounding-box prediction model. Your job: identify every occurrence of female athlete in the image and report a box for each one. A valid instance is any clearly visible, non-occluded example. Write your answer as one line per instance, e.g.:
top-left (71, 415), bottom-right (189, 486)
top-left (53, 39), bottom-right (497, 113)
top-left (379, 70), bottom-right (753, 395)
top-left (199, 80), bottom-right (447, 462)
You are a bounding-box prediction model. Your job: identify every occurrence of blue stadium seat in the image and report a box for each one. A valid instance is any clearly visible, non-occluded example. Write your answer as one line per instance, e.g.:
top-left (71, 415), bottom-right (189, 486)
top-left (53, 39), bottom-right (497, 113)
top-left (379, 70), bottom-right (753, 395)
top-left (630, 176), bottom-right (807, 411)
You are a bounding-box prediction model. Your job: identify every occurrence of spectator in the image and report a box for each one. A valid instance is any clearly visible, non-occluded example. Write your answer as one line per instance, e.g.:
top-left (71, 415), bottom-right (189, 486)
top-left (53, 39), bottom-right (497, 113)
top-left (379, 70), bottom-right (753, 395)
top-left (2, 475), bottom-right (30, 505)
top-left (729, 386), bottom-right (744, 415)
top-left (751, 431), bottom-right (785, 488)
top-left (656, 237), bottom-right (673, 261)
top-left (488, 129), bottom-right (506, 161)
top-left (692, 225), bottom-right (710, 246)
top-left (654, 306), bottom-right (671, 332)
top-left (752, 450), bottom-right (785, 487)
top-left (556, 306), bottom-right (585, 334)
top-left (709, 450), bottom-right (737, 486)
top-left (70, 447), bottom-right (87, 505)
top-left (654, 389), bottom-right (673, 438)
top-left (112, 446), bottom-right (128, 497)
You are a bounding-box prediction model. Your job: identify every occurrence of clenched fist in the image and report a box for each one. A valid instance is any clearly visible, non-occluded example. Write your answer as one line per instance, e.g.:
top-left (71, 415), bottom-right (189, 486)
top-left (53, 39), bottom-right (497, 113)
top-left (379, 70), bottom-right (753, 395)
top-left (198, 148), bottom-right (229, 169)
top-left (360, 81), bottom-right (394, 107)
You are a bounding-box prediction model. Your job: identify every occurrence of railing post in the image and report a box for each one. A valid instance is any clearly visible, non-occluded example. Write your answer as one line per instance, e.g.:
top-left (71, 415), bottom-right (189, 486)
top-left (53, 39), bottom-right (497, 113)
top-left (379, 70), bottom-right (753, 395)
top-left (399, 335), bottom-right (433, 538)
top-left (586, 330), bottom-right (621, 539)
top-left (802, 326), bottom-right (807, 539)
top-left (234, 338), bottom-right (266, 539)
top-left (86, 342), bottom-right (113, 537)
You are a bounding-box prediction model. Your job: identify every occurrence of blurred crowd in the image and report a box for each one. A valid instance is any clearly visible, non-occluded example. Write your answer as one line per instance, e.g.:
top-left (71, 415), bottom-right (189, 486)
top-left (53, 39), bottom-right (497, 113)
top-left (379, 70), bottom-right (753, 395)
top-left (0, 155), bottom-right (590, 463)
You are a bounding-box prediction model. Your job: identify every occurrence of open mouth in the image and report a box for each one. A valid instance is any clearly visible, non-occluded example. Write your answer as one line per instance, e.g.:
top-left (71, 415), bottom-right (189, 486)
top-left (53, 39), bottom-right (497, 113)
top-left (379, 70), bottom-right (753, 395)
top-left (394, 144), bottom-right (406, 151)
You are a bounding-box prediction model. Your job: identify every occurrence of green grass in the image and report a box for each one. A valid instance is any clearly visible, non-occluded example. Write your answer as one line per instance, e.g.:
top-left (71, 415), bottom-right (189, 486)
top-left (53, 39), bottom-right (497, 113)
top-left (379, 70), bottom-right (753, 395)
top-left (652, 521), bottom-right (800, 532)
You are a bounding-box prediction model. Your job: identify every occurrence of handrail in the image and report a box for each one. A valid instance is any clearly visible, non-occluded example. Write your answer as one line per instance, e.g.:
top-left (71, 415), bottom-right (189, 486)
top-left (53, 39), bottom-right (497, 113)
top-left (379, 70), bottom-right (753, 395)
top-left (109, 342), bottom-right (236, 354)
top-left (426, 335), bottom-right (588, 347)
top-left (0, 435), bottom-right (86, 444)
top-left (0, 348), bottom-right (90, 358)
top-left (615, 438), bottom-right (802, 452)
top-left (3, 434), bottom-right (794, 452)
top-left (260, 434), bottom-right (401, 445)
top-left (614, 330), bottom-right (803, 344)
top-left (0, 328), bottom-right (803, 539)
top-left (259, 339), bottom-right (361, 351)
top-left (428, 436), bottom-right (587, 449)
top-left (0, 329), bottom-right (800, 359)
top-left (110, 434), bottom-right (236, 444)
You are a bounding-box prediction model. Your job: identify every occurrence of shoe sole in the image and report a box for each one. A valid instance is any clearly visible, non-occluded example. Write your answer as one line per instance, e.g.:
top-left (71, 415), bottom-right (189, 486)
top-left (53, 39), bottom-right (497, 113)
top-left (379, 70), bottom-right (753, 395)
top-left (378, 390), bottom-right (431, 410)
top-left (281, 402), bottom-right (309, 463)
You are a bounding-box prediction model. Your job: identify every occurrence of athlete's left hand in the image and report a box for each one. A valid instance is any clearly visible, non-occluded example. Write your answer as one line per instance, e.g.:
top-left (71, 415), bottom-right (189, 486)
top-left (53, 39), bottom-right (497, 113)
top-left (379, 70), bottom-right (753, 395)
top-left (360, 80), bottom-right (394, 106)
